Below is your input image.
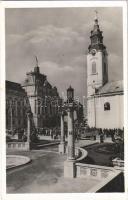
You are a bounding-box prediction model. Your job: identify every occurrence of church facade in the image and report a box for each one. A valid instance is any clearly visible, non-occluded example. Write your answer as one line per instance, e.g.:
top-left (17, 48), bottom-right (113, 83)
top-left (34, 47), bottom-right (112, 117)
top-left (87, 16), bottom-right (124, 129)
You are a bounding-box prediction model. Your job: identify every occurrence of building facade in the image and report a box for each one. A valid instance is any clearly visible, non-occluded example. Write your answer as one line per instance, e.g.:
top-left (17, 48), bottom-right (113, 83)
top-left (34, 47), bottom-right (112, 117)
top-left (87, 16), bottom-right (124, 129)
top-left (22, 61), bottom-right (61, 129)
top-left (6, 81), bottom-right (29, 131)
top-left (6, 62), bottom-right (62, 132)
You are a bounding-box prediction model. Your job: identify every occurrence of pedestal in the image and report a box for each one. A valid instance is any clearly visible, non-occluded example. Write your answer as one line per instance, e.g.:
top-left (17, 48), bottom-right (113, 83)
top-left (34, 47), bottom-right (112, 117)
top-left (64, 160), bottom-right (76, 178)
top-left (59, 142), bottom-right (66, 154)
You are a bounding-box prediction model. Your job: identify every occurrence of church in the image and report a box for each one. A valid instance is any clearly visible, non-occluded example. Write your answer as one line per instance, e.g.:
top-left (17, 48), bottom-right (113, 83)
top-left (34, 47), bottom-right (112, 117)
top-left (87, 15), bottom-right (124, 129)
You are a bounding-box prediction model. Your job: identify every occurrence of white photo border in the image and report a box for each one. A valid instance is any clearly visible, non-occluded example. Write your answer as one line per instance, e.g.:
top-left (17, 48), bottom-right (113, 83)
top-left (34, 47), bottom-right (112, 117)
top-left (0, 1), bottom-right (127, 200)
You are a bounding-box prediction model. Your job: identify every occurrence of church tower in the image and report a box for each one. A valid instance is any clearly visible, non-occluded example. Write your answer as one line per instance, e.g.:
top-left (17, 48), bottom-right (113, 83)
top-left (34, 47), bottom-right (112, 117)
top-left (87, 12), bottom-right (108, 97)
top-left (22, 57), bottom-right (47, 129)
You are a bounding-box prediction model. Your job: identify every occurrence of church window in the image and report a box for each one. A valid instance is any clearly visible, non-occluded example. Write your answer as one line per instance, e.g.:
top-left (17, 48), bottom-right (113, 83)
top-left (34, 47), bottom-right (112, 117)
top-left (104, 102), bottom-right (110, 111)
top-left (92, 62), bottom-right (96, 74)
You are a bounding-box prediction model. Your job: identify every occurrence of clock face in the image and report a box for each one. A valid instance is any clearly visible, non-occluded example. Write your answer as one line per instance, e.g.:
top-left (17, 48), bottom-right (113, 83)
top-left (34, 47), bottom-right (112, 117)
top-left (91, 49), bottom-right (96, 56)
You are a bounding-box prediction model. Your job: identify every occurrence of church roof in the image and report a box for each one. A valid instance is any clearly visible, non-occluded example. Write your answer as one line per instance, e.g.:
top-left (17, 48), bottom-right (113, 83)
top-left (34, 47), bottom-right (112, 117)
top-left (97, 80), bottom-right (123, 94)
top-left (6, 80), bottom-right (26, 96)
top-left (6, 80), bottom-right (25, 92)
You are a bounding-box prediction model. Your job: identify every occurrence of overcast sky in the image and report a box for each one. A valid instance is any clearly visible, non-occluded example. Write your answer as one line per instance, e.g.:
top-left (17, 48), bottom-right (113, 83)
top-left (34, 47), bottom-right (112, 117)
top-left (6, 7), bottom-right (123, 101)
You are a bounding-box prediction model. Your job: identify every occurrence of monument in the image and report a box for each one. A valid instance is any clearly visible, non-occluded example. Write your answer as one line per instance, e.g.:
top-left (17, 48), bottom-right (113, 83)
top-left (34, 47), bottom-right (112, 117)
top-left (64, 86), bottom-right (76, 178)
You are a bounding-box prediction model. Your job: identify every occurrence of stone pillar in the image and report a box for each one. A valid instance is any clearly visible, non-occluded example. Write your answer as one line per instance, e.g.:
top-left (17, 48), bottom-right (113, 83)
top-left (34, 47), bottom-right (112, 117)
top-left (67, 109), bottom-right (75, 160)
top-left (26, 112), bottom-right (31, 150)
top-left (64, 107), bottom-right (76, 178)
top-left (59, 114), bottom-right (66, 154)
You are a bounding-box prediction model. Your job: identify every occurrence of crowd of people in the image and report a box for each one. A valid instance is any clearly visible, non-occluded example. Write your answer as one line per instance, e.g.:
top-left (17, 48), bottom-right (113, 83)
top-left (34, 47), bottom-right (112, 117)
top-left (84, 126), bottom-right (124, 143)
top-left (38, 127), bottom-right (61, 140)
top-left (6, 124), bottom-right (124, 144)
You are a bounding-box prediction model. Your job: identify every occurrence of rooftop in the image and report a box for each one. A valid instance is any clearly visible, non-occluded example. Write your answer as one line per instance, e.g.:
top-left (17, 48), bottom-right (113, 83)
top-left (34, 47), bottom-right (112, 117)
top-left (6, 81), bottom-right (25, 93)
top-left (97, 80), bottom-right (123, 95)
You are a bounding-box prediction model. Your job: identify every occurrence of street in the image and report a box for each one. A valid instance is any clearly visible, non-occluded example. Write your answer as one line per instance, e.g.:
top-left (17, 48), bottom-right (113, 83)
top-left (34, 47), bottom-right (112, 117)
top-left (7, 145), bottom-right (98, 193)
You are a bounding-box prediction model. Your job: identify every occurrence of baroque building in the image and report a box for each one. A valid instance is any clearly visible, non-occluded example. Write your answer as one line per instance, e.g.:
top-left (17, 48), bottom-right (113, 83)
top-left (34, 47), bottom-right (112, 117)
top-left (6, 60), bottom-right (61, 132)
top-left (87, 15), bottom-right (124, 129)
top-left (22, 60), bottom-right (61, 129)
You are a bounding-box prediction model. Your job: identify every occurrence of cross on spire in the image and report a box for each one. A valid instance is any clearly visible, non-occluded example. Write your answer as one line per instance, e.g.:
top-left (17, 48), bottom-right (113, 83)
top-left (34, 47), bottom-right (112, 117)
top-left (34, 55), bottom-right (40, 73)
top-left (35, 56), bottom-right (38, 67)
top-left (94, 10), bottom-right (98, 20)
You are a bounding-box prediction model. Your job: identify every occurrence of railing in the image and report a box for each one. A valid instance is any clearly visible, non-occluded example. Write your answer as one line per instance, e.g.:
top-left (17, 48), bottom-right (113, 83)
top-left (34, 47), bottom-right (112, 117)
top-left (76, 163), bottom-right (116, 178)
top-left (75, 162), bottom-right (122, 192)
top-left (7, 142), bottom-right (29, 151)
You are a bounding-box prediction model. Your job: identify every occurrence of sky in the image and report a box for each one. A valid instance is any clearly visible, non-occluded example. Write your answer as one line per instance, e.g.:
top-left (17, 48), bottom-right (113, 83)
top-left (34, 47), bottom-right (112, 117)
top-left (5, 7), bottom-right (123, 102)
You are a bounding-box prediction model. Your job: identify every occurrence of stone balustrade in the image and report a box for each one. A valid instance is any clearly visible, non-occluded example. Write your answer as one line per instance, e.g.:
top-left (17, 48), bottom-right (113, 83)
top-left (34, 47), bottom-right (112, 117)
top-left (7, 142), bottom-right (30, 151)
top-left (76, 163), bottom-right (119, 179)
top-left (75, 162), bottom-right (122, 192)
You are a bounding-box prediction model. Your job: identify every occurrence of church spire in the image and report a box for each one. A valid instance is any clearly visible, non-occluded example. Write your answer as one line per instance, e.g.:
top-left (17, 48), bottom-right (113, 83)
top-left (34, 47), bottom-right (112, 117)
top-left (34, 56), bottom-right (40, 74)
top-left (94, 10), bottom-right (99, 27)
top-left (88, 11), bottom-right (106, 53)
top-left (93, 10), bottom-right (99, 31)
top-left (35, 56), bottom-right (38, 67)
top-left (94, 10), bottom-right (98, 20)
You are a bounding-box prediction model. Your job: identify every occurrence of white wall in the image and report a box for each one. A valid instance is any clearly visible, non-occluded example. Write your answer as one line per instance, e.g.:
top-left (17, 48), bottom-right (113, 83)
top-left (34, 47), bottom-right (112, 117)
top-left (87, 51), bottom-right (105, 97)
top-left (87, 94), bottom-right (124, 129)
top-left (87, 97), bottom-right (95, 127)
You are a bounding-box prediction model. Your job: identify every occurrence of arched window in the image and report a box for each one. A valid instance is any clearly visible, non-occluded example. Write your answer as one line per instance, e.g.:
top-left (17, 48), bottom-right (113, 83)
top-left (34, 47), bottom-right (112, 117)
top-left (92, 61), bottom-right (96, 74)
top-left (104, 102), bottom-right (110, 111)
